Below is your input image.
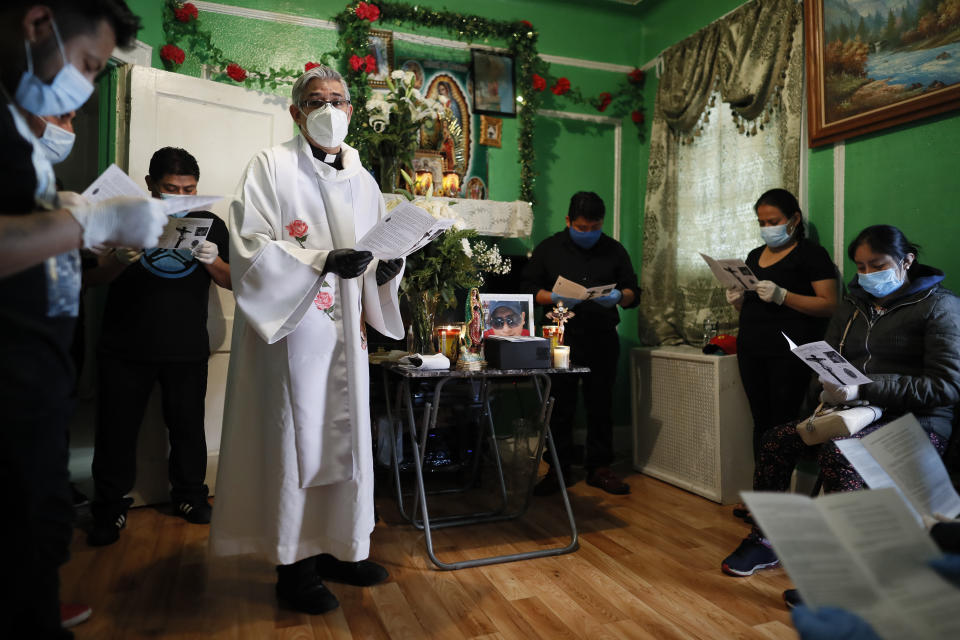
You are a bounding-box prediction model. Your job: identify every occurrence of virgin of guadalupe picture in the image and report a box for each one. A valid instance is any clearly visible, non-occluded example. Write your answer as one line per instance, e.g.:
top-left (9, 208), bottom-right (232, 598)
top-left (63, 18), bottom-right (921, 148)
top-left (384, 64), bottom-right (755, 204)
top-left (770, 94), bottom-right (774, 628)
top-left (460, 288), bottom-right (485, 369)
top-left (420, 74), bottom-right (471, 176)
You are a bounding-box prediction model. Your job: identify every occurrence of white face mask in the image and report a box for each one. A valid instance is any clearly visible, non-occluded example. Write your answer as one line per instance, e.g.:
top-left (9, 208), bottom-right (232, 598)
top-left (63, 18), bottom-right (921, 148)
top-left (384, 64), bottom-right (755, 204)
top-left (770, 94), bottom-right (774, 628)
top-left (15, 19), bottom-right (94, 117)
top-left (303, 104), bottom-right (349, 149)
top-left (39, 121), bottom-right (75, 164)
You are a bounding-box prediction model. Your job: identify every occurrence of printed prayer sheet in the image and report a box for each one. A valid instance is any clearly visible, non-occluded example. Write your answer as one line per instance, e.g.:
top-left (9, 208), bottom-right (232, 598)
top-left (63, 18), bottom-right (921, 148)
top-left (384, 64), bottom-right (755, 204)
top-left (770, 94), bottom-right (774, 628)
top-left (835, 413), bottom-right (960, 526)
top-left (782, 332), bottom-right (873, 386)
top-left (699, 253), bottom-right (759, 291)
top-left (82, 163), bottom-right (148, 201)
top-left (743, 488), bottom-right (960, 640)
top-left (81, 164), bottom-right (223, 215)
top-left (355, 200), bottom-right (453, 260)
top-left (551, 275), bottom-right (616, 301)
top-left (156, 217), bottom-right (212, 250)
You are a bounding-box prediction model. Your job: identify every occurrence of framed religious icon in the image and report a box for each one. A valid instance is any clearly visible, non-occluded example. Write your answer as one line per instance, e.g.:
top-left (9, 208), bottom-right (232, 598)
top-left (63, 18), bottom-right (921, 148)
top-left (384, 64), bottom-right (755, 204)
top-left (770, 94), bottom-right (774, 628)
top-left (479, 115), bottom-right (502, 147)
top-left (421, 74), bottom-right (471, 175)
top-left (465, 176), bottom-right (486, 200)
top-left (805, 0), bottom-right (960, 147)
top-left (412, 150), bottom-right (445, 191)
top-left (367, 29), bottom-right (394, 89)
top-left (479, 293), bottom-right (534, 339)
top-left (400, 59), bottom-right (425, 89)
top-left (471, 50), bottom-right (516, 116)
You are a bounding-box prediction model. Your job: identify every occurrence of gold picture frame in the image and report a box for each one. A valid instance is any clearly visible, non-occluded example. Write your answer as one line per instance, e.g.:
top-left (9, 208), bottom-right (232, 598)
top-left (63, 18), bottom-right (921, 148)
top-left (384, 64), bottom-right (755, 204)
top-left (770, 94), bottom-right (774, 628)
top-left (479, 115), bottom-right (502, 148)
top-left (367, 29), bottom-right (394, 89)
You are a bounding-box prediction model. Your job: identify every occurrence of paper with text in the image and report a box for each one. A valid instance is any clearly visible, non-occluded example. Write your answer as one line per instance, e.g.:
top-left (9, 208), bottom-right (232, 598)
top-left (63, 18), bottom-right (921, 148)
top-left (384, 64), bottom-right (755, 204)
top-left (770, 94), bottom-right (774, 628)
top-left (155, 217), bottom-right (212, 250)
top-left (159, 195), bottom-right (223, 216)
top-left (699, 253), bottom-right (759, 291)
top-left (783, 333), bottom-right (872, 386)
top-left (837, 414), bottom-right (960, 525)
top-left (81, 163), bottom-right (149, 202)
top-left (743, 488), bottom-right (960, 640)
top-left (551, 275), bottom-right (616, 301)
top-left (355, 201), bottom-right (453, 260)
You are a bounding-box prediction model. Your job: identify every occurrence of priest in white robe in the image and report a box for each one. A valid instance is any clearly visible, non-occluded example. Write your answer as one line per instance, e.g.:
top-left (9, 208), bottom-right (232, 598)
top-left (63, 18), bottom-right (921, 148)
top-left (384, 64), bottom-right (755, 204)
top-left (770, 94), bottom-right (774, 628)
top-left (210, 65), bottom-right (405, 615)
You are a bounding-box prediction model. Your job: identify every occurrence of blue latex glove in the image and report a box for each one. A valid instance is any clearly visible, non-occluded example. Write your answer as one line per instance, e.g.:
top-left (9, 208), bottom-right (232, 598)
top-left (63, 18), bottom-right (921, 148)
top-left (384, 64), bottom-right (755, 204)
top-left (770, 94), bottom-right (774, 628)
top-left (550, 292), bottom-right (581, 308)
top-left (791, 606), bottom-right (880, 640)
top-left (593, 288), bottom-right (622, 308)
top-left (930, 553), bottom-right (960, 588)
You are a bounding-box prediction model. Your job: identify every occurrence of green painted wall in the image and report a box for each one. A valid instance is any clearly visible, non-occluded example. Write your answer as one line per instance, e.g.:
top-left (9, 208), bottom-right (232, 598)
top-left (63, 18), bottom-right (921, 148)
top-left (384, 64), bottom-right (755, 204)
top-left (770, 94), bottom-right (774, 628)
top-left (125, 1), bottom-right (960, 429)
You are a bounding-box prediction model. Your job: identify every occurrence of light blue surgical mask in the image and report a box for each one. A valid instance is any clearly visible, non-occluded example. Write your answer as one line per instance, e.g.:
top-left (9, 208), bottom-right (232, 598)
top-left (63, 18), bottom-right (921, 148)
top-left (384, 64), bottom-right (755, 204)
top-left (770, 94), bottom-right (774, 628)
top-left (161, 192), bottom-right (191, 217)
top-left (858, 263), bottom-right (905, 298)
top-left (760, 222), bottom-right (793, 248)
top-left (15, 19), bottom-right (94, 117)
top-left (39, 121), bottom-right (75, 164)
top-left (569, 227), bottom-right (602, 250)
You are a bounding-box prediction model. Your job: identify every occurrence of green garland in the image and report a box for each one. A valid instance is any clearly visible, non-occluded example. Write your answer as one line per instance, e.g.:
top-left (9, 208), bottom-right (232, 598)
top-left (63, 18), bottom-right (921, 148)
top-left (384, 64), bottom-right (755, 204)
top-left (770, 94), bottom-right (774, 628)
top-left (161, 1), bottom-right (645, 203)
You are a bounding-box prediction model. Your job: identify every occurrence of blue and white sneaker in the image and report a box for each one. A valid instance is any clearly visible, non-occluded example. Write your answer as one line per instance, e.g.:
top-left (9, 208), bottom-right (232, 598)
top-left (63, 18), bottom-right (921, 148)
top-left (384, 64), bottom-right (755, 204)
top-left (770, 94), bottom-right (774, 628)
top-left (721, 532), bottom-right (779, 576)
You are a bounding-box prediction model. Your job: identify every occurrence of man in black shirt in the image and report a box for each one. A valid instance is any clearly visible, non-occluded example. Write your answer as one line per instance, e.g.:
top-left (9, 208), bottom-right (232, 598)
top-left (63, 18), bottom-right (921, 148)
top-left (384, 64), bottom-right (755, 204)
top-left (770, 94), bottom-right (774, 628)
top-left (87, 147), bottom-right (231, 546)
top-left (0, 2), bottom-right (164, 637)
top-left (521, 191), bottom-right (640, 495)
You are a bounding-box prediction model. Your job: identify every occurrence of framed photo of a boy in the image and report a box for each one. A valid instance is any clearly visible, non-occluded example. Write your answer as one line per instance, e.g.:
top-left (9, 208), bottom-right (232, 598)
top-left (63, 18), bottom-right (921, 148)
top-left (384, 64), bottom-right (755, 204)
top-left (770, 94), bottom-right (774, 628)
top-left (479, 293), bottom-right (534, 338)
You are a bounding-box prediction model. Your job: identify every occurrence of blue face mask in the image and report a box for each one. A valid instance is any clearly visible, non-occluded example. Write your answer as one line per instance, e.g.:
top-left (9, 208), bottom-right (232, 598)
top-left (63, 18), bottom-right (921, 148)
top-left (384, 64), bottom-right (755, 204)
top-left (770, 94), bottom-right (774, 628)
top-left (39, 121), bottom-right (75, 164)
top-left (760, 222), bottom-right (793, 248)
top-left (569, 227), bottom-right (602, 250)
top-left (15, 19), bottom-right (94, 117)
top-left (160, 192), bottom-right (191, 217)
top-left (858, 264), bottom-right (904, 298)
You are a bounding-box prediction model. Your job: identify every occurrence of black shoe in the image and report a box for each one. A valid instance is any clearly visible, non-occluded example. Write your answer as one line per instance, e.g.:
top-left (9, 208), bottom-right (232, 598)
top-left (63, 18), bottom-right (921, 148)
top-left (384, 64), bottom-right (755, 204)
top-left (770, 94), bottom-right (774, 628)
top-left (275, 575), bottom-right (339, 614)
top-left (176, 500), bottom-right (212, 524)
top-left (586, 467), bottom-right (630, 495)
top-left (315, 553), bottom-right (388, 587)
top-left (533, 467), bottom-right (575, 496)
top-left (783, 589), bottom-right (803, 609)
top-left (87, 511), bottom-right (127, 547)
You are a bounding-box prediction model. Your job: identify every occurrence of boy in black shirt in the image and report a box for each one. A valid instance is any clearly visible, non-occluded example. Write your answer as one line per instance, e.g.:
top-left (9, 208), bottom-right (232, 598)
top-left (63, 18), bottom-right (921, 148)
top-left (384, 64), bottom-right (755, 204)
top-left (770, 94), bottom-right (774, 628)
top-left (521, 191), bottom-right (640, 495)
top-left (87, 147), bottom-right (231, 545)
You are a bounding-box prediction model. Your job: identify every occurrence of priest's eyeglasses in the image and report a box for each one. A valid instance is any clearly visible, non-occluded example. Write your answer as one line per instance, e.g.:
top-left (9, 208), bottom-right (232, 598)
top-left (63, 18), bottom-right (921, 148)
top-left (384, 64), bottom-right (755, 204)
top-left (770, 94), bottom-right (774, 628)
top-left (490, 314), bottom-right (522, 329)
top-left (301, 99), bottom-right (352, 110)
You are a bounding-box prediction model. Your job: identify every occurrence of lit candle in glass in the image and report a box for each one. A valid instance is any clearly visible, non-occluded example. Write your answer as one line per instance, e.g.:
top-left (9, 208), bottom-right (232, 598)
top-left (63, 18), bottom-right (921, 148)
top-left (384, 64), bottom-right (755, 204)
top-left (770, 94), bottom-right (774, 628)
top-left (414, 171), bottom-right (433, 196)
top-left (541, 325), bottom-right (561, 350)
top-left (552, 345), bottom-right (570, 369)
top-left (433, 324), bottom-right (462, 364)
top-left (441, 171), bottom-right (460, 197)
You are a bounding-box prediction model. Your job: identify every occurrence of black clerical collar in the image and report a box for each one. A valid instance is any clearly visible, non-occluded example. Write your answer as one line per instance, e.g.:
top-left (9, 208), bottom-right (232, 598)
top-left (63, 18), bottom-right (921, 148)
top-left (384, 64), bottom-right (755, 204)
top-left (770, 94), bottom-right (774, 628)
top-left (311, 145), bottom-right (343, 169)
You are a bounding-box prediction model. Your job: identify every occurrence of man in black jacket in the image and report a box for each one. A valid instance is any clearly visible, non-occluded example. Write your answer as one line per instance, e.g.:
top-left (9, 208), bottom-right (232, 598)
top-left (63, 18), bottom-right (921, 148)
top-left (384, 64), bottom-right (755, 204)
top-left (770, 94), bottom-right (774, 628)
top-left (521, 191), bottom-right (640, 495)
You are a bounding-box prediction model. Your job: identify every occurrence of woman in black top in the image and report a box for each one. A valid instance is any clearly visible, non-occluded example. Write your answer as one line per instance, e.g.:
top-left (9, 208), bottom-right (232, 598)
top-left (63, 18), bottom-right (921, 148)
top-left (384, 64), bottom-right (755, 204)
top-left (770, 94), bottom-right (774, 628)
top-left (727, 189), bottom-right (838, 464)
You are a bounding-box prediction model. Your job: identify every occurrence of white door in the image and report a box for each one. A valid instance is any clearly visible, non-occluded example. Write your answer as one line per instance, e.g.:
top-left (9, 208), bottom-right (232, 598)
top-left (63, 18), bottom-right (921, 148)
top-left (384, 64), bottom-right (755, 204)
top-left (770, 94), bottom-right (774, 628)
top-left (125, 65), bottom-right (293, 504)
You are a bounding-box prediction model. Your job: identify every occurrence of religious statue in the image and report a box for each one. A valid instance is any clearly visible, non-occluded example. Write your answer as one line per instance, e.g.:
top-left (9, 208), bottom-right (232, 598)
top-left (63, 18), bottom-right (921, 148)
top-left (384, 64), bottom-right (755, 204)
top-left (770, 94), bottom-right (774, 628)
top-left (546, 300), bottom-right (575, 346)
top-left (458, 287), bottom-right (485, 370)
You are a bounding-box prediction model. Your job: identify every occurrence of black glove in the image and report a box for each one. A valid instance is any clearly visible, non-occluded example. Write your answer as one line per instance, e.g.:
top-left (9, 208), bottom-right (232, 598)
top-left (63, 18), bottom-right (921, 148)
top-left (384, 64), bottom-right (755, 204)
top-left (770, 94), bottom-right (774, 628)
top-left (375, 258), bottom-right (404, 286)
top-left (324, 248), bottom-right (373, 279)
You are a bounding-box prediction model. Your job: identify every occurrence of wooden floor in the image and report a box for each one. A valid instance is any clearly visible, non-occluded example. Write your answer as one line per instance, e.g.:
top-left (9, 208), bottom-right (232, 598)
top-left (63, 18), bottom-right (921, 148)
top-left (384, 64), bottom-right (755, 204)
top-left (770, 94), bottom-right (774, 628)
top-left (62, 468), bottom-right (797, 639)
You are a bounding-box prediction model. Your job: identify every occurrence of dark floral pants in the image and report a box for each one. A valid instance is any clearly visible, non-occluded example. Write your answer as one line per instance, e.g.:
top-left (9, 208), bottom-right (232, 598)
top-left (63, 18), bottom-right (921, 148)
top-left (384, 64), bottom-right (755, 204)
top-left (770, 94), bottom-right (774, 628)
top-left (754, 415), bottom-right (948, 495)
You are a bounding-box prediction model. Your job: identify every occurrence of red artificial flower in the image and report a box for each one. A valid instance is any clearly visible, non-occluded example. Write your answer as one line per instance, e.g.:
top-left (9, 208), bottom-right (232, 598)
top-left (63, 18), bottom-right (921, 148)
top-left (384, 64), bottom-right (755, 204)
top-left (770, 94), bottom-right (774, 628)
top-left (314, 291), bottom-right (334, 311)
top-left (349, 54), bottom-right (364, 72)
top-left (520, 20), bottom-right (533, 29)
top-left (628, 68), bottom-right (645, 84)
top-left (631, 110), bottom-right (645, 124)
top-left (531, 74), bottom-right (546, 91)
top-left (551, 77), bottom-right (571, 96)
top-left (175, 2), bottom-right (199, 22)
top-left (226, 63), bottom-right (247, 82)
top-left (364, 54), bottom-right (377, 74)
top-left (305, 61), bottom-right (321, 71)
top-left (597, 92), bottom-right (612, 112)
top-left (355, 1), bottom-right (380, 22)
top-left (160, 44), bottom-right (185, 65)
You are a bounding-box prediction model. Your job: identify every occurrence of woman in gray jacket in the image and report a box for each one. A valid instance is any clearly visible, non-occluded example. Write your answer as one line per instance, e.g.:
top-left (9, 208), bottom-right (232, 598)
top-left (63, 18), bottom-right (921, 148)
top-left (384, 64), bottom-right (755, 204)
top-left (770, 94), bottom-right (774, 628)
top-left (722, 224), bottom-right (960, 577)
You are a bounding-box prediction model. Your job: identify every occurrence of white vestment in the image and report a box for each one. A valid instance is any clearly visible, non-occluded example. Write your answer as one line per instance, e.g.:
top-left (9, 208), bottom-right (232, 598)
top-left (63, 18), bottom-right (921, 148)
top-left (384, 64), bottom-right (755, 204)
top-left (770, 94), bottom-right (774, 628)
top-left (209, 137), bottom-right (403, 565)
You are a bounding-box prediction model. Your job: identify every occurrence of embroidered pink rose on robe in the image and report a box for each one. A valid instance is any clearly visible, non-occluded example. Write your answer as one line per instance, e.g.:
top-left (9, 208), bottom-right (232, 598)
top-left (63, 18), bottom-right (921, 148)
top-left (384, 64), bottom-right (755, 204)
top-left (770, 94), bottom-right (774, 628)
top-left (286, 219), bottom-right (309, 248)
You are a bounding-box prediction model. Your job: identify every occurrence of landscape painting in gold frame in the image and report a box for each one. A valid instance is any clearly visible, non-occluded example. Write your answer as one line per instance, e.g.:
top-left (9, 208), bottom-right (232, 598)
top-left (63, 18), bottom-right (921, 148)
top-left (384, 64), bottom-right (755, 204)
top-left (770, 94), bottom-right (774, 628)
top-left (805, 0), bottom-right (960, 147)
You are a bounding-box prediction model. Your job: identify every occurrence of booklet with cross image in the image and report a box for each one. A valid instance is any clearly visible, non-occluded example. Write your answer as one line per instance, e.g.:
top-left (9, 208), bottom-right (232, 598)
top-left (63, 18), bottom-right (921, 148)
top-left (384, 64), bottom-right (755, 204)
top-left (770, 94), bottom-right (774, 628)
top-left (551, 275), bottom-right (617, 301)
top-left (782, 332), bottom-right (873, 386)
top-left (699, 253), bottom-right (759, 291)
